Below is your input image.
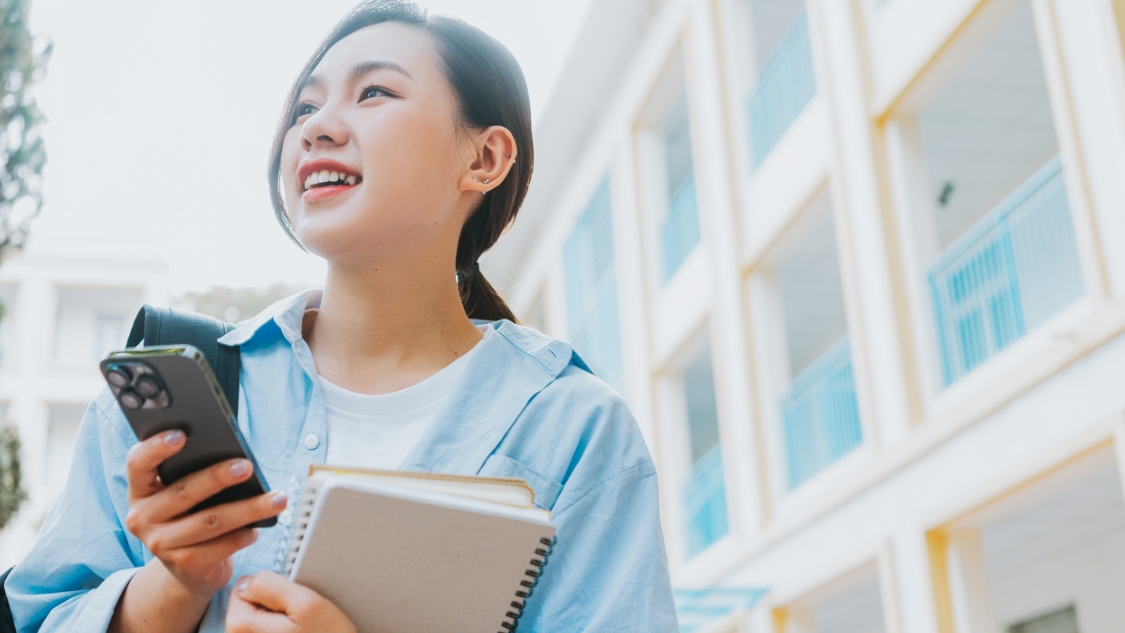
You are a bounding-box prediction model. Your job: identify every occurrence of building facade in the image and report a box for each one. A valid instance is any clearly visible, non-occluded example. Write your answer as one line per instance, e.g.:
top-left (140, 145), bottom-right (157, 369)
top-left (484, 0), bottom-right (1125, 631)
top-left (0, 236), bottom-right (168, 568)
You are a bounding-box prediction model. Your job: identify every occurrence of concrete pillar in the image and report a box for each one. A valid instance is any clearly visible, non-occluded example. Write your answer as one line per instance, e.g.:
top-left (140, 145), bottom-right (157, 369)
top-left (811, 0), bottom-right (919, 450)
top-left (893, 529), bottom-right (944, 633)
top-left (1032, 0), bottom-right (1125, 299)
top-left (945, 530), bottom-right (999, 633)
top-left (685, 0), bottom-right (767, 534)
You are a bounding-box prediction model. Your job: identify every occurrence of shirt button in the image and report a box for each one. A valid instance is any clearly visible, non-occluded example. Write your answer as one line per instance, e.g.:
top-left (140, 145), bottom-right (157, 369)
top-left (304, 434), bottom-right (320, 450)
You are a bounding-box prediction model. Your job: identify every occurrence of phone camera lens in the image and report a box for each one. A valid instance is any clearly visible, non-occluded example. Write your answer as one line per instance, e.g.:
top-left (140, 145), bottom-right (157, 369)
top-left (135, 375), bottom-right (162, 399)
top-left (106, 367), bottom-right (131, 388)
top-left (118, 389), bottom-right (143, 410)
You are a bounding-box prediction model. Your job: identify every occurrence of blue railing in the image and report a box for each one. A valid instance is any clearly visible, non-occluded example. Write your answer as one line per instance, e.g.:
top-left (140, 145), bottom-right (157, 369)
top-left (746, 9), bottom-right (816, 169)
top-left (683, 443), bottom-right (728, 557)
top-left (781, 338), bottom-right (862, 488)
top-left (675, 588), bottom-right (766, 633)
top-left (662, 170), bottom-right (701, 281)
top-left (929, 156), bottom-right (1083, 385)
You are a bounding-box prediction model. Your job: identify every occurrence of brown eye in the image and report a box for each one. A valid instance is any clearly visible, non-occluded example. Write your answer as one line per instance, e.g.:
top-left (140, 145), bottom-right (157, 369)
top-left (293, 102), bottom-right (318, 123)
top-left (360, 85), bottom-right (391, 101)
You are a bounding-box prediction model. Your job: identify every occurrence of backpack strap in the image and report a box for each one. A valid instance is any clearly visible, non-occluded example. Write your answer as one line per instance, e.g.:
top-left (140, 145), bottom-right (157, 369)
top-left (126, 306), bottom-right (242, 418)
top-left (0, 567), bottom-right (14, 633)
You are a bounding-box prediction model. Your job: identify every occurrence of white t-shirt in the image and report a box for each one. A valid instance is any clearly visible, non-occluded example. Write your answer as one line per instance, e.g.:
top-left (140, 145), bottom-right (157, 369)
top-left (318, 326), bottom-right (490, 469)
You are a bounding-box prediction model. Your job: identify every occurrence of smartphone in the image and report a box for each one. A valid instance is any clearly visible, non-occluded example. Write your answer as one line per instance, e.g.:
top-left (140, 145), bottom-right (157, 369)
top-left (100, 345), bottom-right (277, 528)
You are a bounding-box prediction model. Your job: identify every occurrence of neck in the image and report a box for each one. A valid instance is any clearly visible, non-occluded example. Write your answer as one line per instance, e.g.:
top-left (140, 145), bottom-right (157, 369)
top-left (307, 259), bottom-right (482, 395)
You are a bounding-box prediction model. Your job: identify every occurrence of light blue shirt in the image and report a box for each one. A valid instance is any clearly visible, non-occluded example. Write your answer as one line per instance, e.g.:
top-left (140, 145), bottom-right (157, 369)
top-left (5, 291), bottom-right (678, 632)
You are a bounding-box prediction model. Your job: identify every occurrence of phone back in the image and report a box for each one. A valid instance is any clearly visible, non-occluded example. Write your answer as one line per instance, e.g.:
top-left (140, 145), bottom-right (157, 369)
top-left (101, 347), bottom-right (273, 518)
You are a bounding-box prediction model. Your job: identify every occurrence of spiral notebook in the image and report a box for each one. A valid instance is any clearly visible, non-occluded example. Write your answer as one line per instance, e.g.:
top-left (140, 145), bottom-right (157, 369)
top-left (284, 465), bottom-right (556, 633)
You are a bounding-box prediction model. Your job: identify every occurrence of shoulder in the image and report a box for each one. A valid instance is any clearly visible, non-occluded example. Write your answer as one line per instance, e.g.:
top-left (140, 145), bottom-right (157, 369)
top-left (482, 322), bottom-right (655, 512)
top-left (488, 321), bottom-right (636, 437)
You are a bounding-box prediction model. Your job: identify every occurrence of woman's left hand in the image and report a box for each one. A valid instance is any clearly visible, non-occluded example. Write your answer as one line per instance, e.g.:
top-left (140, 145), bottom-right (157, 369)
top-left (226, 572), bottom-right (357, 633)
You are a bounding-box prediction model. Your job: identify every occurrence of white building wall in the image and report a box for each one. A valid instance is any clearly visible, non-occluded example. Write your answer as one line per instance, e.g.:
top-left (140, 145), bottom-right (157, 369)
top-left (0, 236), bottom-right (169, 568)
top-left (488, 0), bottom-right (1125, 631)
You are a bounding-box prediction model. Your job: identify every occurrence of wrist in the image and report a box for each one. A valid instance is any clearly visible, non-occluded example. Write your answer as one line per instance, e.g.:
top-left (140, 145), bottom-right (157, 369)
top-left (148, 558), bottom-right (221, 603)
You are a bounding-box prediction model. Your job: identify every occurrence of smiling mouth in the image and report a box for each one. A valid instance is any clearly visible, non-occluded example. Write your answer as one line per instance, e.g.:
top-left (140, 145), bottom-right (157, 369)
top-left (303, 170), bottom-right (363, 191)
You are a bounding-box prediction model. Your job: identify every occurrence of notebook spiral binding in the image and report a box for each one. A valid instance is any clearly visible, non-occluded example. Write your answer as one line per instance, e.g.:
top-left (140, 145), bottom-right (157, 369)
top-left (283, 477), bottom-right (324, 575)
top-left (498, 535), bottom-right (556, 632)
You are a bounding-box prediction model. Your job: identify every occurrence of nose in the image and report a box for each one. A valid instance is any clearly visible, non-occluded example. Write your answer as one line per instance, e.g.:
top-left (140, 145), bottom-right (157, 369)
top-left (300, 105), bottom-right (349, 151)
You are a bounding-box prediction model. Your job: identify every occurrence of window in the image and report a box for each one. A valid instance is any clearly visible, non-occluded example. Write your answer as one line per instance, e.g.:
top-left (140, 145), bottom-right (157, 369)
top-left (660, 93), bottom-right (700, 281)
top-left (1009, 606), bottom-right (1079, 633)
top-left (681, 344), bottom-right (729, 557)
top-left (911, 1), bottom-right (1083, 385)
top-left (563, 177), bottom-right (625, 392)
top-left (53, 287), bottom-right (143, 367)
top-left (773, 206), bottom-right (861, 488)
top-left (93, 314), bottom-right (129, 362)
top-left (745, 0), bottom-right (815, 168)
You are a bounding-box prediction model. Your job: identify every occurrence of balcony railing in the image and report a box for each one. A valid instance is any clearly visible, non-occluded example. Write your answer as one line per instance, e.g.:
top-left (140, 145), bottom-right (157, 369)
top-left (746, 8), bottom-right (816, 169)
top-left (928, 156), bottom-right (1083, 385)
top-left (683, 443), bottom-right (728, 557)
top-left (781, 338), bottom-right (862, 488)
top-left (662, 170), bottom-right (701, 281)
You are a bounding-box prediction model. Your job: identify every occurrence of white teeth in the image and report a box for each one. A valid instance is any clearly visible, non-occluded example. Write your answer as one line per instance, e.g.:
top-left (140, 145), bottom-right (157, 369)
top-left (303, 168), bottom-right (359, 190)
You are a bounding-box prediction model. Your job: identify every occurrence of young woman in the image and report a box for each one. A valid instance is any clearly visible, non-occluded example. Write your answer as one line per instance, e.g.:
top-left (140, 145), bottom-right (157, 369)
top-left (5, 1), bottom-right (677, 632)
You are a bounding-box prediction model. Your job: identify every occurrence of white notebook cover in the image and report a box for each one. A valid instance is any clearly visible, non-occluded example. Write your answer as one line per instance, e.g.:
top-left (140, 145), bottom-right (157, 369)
top-left (287, 476), bottom-right (556, 633)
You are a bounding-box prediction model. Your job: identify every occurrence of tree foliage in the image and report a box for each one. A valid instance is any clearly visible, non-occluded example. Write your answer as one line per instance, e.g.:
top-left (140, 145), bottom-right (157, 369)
top-left (0, 425), bottom-right (24, 530)
top-left (0, 0), bottom-right (47, 531)
top-left (1, 0), bottom-right (51, 259)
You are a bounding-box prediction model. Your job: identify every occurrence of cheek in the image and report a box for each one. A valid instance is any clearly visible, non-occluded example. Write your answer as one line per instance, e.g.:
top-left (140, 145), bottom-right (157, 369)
top-left (358, 108), bottom-right (457, 191)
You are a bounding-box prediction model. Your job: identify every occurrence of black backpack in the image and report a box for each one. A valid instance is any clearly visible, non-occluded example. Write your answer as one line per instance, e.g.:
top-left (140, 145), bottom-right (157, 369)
top-left (0, 306), bottom-right (241, 633)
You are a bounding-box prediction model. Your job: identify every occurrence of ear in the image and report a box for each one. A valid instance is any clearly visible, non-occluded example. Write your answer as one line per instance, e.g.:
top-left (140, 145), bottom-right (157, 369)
top-left (459, 126), bottom-right (518, 195)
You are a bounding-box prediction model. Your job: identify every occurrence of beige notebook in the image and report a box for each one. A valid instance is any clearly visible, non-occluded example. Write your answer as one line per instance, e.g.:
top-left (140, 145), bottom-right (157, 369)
top-left (284, 466), bottom-right (556, 633)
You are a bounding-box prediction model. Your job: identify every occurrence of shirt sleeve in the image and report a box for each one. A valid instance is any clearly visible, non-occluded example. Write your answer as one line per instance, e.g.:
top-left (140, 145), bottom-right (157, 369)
top-left (5, 391), bottom-right (147, 633)
top-left (513, 376), bottom-right (679, 633)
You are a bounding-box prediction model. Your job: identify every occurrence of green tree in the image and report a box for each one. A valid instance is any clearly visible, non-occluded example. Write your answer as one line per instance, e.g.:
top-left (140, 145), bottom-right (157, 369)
top-left (0, 424), bottom-right (25, 531)
top-left (1, 0), bottom-right (51, 255)
top-left (0, 0), bottom-right (51, 530)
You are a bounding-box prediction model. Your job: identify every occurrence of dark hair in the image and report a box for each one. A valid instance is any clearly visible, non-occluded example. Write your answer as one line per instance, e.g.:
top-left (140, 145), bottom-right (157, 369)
top-left (267, 0), bottom-right (532, 322)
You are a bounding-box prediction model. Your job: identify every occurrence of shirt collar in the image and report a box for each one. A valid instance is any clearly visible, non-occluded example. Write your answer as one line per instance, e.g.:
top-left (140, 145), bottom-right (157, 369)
top-left (217, 289), bottom-right (590, 382)
top-left (218, 289), bottom-right (322, 347)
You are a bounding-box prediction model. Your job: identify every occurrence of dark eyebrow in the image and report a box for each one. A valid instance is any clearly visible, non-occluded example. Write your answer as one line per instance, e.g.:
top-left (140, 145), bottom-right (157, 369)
top-left (298, 60), bottom-right (415, 96)
top-left (348, 60), bottom-right (415, 83)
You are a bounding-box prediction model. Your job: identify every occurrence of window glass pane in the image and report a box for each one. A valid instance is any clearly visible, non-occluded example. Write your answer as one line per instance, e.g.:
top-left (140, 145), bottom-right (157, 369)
top-left (661, 94), bottom-right (700, 281)
top-left (563, 177), bottom-right (624, 392)
top-left (684, 347), bottom-right (720, 463)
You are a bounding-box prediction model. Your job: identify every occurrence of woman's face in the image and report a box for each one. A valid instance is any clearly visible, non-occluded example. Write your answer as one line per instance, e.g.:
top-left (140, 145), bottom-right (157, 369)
top-left (280, 23), bottom-right (473, 269)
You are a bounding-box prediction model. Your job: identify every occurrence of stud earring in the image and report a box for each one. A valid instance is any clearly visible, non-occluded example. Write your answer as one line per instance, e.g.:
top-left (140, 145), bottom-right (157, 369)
top-left (472, 177), bottom-right (478, 182)
top-left (483, 178), bottom-right (491, 184)
top-left (505, 153), bottom-right (512, 158)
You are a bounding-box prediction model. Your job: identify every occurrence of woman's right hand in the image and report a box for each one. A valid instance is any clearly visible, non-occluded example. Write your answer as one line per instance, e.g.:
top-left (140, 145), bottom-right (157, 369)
top-left (124, 429), bottom-right (288, 598)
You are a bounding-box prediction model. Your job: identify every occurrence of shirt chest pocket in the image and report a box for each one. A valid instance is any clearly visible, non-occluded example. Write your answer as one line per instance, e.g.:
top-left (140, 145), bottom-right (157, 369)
top-left (478, 454), bottom-right (563, 512)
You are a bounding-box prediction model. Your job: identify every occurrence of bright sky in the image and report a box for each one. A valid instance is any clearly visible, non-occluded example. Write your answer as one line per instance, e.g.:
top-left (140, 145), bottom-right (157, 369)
top-left (26, 0), bottom-right (592, 295)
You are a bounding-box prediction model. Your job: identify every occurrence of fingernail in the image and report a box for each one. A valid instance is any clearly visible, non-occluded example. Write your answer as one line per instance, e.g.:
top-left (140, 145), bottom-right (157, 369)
top-left (270, 492), bottom-right (288, 510)
top-left (164, 430), bottom-right (184, 445)
top-left (229, 460), bottom-right (251, 478)
top-left (235, 576), bottom-right (251, 592)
